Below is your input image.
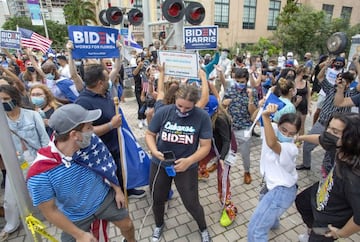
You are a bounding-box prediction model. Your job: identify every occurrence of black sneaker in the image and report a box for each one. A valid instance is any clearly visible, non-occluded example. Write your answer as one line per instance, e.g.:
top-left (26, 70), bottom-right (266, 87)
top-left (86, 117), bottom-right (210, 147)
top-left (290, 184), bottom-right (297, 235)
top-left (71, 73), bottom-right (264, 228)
top-left (152, 224), bottom-right (164, 241)
top-left (127, 188), bottom-right (146, 199)
top-left (296, 164), bottom-right (311, 170)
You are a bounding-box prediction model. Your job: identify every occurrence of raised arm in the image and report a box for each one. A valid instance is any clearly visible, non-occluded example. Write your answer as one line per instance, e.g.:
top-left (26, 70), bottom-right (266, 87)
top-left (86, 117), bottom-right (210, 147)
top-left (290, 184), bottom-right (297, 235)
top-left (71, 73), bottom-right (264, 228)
top-left (195, 68), bottom-right (209, 108)
top-left (262, 104), bottom-right (281, 154)
top-left (109, 42), bottom-right (122, 82)
top-left (23, 47), bottom-right (46, 79)
top-left (66, 41), bottom-right (84, 91)
top-left (317, 57), bottom-right (332, 83)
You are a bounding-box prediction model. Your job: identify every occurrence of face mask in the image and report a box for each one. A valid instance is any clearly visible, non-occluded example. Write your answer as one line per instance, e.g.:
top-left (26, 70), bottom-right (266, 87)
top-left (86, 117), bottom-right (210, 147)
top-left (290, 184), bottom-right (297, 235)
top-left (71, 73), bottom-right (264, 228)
top-left (27, 66), bottom-right (35, 72)
top-left (268, 66), bottom-right (276, 71)
top-left (76, 131), bottom-right (93, 149)
top-left (75, 61), bottom-right (82, 66)
top-left (175, 107), bottom-right (194, 118)
top-left (303, 75), bottom-right (309, 80)
top-left (255, 62), bottom-right (262, 69)
top-left (2, 99), bottom-right (17, 112)
top-left (143, 51), bottom-right (148, 56)
top-left (334, 64), bottom-right (343, 70)
top-left (221, 52), bottom-right (228, 60)
top-left (276, 129), bottom-right (294, 143)
top-left (319, 131), bottom-right (340, 151)
top-left (31, 96), bottom-right (46, 107)
top-left (235, 82), bottom-right (246, 89)
top-left (46, 73), bottom-right (55, 80)
top-left (286, 75), bottom-right (295, 81)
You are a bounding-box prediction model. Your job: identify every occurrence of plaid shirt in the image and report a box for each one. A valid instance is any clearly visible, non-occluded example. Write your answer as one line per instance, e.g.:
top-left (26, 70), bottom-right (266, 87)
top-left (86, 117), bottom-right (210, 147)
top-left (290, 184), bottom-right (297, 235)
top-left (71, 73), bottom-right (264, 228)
top-left (318, 78), bottom-right (359, 125)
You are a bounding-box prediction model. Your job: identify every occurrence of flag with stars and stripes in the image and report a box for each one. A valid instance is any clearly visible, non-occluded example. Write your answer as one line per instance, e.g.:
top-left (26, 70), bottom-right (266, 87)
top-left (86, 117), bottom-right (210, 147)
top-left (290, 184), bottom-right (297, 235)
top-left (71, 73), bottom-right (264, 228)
top-left (73, 135), bottom-right (119, 186)
top-left (18, 27), bottom-right (52, 53)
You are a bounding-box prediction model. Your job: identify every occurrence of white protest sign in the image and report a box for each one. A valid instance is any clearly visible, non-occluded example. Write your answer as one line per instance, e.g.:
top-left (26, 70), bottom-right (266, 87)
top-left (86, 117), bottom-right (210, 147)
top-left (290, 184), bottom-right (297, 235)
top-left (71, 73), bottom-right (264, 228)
top-left (158, 51), bottom-right (198, 79)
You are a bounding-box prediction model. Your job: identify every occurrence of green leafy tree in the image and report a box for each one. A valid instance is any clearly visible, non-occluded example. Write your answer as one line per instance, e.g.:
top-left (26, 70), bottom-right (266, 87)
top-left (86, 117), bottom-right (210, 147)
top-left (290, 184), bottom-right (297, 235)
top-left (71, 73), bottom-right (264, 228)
top-left (2, 16), bottom-right (67, 50)
top-left (63, 0), bottom-right (98, 25)
top-left (274, 3), bottom-right (329, 57)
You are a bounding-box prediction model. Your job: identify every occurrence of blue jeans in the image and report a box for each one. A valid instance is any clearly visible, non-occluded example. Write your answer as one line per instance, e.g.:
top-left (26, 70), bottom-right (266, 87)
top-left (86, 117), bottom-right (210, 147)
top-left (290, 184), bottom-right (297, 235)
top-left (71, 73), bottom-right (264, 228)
top-left (248, 185), bottom-right (297, 242)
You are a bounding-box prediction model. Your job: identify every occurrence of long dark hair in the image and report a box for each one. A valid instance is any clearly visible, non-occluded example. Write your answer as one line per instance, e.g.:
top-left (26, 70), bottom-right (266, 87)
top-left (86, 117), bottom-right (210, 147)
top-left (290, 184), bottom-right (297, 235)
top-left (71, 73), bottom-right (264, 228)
top-left (278, 113), bottom-right (302, 132)
top-left (332, 112), bottom-right (360, 176)
top-left (0, 84), bottom-right (22, 107)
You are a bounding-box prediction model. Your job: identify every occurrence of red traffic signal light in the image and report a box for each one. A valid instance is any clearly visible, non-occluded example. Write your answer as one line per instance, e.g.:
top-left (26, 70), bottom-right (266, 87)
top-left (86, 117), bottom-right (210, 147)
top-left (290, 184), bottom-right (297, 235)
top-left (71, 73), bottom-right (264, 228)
top-left (99, 9), bottom-right (110, 26)
top-left (162, 0), bottom-right (185, 23)
top-left (185, 2), bottom-right (205, 25)
top-left (106, 6), bottom-right (123, 25)
top-left (128, 8), bottom-right (143, 26)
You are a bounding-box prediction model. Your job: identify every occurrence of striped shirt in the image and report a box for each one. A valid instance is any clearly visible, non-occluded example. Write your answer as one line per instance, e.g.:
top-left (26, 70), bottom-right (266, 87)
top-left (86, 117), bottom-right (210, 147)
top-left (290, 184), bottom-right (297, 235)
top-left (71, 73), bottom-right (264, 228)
top-left (318, 79), bottom-right (359, 125)
top-left (27, 163), bottom-right (109, 221)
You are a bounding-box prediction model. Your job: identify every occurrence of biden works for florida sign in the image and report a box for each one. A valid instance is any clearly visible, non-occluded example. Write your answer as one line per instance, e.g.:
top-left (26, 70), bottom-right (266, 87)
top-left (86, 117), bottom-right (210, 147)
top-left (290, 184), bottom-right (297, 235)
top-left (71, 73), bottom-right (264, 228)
top-left (68, 26), bottom-right (119, 59)
top-left (184, 26), bottom-right (218, 50)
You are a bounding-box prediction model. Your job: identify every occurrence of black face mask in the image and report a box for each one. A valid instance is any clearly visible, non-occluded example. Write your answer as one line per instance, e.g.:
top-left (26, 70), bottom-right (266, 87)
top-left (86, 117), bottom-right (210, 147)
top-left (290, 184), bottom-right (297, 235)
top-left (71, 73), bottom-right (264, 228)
top-left (27, 66), bottom-right (35, 72)
top-left (2, 99), bottom-right (17, 112)
top-left (286, 75), bottom-right (295, 81)
top-left (319, 131), bottom-right (340, 151)
top-left (303, 75), bottom-right (309, 80)
top-left (334, 64), bottom-right (343, 70)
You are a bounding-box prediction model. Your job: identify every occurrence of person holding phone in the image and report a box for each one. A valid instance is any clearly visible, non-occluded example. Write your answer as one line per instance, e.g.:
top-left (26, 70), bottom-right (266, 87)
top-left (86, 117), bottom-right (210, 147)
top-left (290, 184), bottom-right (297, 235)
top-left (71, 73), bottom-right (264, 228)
top-left (295, 112), bottom-right (360, 241)
top-left (145, 85), bottom-right (213, 242)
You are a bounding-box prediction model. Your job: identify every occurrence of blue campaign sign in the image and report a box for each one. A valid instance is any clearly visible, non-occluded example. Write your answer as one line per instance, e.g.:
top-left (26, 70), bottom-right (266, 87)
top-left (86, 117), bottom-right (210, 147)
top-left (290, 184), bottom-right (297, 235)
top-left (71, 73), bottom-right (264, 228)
top-left (0, 30), bottom-right (21, 49)
top-left (120, 28), bottom-right (129, 36)
top-left (184, 26), bottom-right (218, 50)
top-left (68, 26), bottom-right (119, 59)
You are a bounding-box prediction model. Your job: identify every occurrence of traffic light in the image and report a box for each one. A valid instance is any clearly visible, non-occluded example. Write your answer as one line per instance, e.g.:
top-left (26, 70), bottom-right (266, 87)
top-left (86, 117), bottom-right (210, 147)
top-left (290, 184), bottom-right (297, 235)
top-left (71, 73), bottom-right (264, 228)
top-left (128, 8), bottom-right (143, 26)
top-left (161, 0), bottom-right (205, 25)
top-left (185, 2), bottom-right (205, 25)
top-left (106, 7), bottom-right (123, 25)
top-left (99, 9), bottom-right (110, 26)
top-left (162, 0), bottom-right (185, 23)
top-left (99, 7), bottom-right (143, 26)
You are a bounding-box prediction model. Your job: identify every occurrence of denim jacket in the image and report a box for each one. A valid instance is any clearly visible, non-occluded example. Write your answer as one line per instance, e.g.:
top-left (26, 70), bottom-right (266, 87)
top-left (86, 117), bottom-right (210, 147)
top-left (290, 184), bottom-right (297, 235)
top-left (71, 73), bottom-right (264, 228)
top-left (7, 108), bottom-right (50, 160)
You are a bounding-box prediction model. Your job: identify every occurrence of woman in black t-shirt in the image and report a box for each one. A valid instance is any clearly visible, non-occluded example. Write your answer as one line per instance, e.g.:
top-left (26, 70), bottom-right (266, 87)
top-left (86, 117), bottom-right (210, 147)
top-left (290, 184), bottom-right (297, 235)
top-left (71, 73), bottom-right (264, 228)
top-left (295, 112), bottom-right (360, 241)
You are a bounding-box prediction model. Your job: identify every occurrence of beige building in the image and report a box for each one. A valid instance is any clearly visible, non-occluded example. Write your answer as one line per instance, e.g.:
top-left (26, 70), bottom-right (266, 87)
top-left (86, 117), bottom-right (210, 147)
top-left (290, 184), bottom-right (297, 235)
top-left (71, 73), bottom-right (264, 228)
top-left (112, 0), bottom-right (359, 48)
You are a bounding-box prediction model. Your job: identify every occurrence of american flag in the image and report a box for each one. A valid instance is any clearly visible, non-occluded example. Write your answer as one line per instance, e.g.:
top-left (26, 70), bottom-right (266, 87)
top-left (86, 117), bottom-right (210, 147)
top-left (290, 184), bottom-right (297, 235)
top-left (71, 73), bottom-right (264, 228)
top-left (73, 135), bottom-right (119, 186)
top-left (18, 27), bottom-right (52, 53)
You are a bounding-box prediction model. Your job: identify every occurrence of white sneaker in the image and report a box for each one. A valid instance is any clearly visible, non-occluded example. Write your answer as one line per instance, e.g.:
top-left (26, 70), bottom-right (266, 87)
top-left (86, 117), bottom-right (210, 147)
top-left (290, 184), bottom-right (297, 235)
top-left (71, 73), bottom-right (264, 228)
top-left (298, 233), bottom-right (309, 242)
top-left (138, 120), bottom-right (143, 129)
top-left (152, 224), bottom-right (164, 241)
top-left (200, 229), bottom-right (211, 242)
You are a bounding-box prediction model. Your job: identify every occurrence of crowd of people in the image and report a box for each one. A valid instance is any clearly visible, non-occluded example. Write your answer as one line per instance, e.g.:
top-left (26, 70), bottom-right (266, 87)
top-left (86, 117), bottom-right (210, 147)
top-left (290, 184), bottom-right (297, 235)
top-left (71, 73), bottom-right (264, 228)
top-left (0, 40), bottom-right (360, 242)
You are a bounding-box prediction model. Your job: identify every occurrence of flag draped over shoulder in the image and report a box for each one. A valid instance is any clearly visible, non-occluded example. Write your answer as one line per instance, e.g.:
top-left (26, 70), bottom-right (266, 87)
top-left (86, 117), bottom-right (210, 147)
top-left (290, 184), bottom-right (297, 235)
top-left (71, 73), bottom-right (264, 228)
top-left (18, 27), bottom-right (52, 53)
top-left (118, 108), bottom-right (151, 189)
top-left (73, 135), bottom-right (119, 186)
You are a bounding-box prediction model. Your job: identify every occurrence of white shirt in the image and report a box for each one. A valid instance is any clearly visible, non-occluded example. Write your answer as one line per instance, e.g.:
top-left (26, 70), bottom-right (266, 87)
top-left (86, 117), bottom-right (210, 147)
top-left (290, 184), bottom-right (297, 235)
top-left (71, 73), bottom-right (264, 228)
top-left (260, 124), bottom-right (298, 190)
top-left (59, 64), bottom-right (71, 78)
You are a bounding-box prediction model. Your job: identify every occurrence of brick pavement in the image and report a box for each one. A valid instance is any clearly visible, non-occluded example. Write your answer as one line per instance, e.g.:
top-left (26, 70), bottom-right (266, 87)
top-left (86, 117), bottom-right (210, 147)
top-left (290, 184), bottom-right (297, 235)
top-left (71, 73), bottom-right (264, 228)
top-left (1, 96), bottom-right (359, 242)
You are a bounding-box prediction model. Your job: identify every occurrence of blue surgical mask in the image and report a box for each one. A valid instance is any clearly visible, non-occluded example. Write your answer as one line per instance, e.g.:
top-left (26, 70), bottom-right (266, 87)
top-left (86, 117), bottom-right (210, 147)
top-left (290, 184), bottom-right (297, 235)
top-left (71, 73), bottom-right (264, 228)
top-left (235, 82), bottom-right (246, 90)
top-left (176, 107), bottom-right (194, 118)
top-left (276, 129), bottom-right (294, 143)
top-left (31, 96), bottom-right (46, 107)
top-left (2, 99), bottom-right (17, 112)
top-left (46, 73), bottom-right (55, 80)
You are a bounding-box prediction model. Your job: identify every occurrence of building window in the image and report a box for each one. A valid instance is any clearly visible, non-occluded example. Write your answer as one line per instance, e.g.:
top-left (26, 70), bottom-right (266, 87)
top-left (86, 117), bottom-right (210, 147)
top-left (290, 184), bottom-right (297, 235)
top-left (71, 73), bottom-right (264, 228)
top-left (133, 0), bottom-right (142, 9)
top-left (243, 0), bottom-right (257, 29)
top-left (341, 6), bottom-right (352, 21)
top-left (214, 0), bottom-right (229, 28)
top-left (267, 0), bottom-right (281, 30)
top-left (322, 4), bottom-right (334, 22)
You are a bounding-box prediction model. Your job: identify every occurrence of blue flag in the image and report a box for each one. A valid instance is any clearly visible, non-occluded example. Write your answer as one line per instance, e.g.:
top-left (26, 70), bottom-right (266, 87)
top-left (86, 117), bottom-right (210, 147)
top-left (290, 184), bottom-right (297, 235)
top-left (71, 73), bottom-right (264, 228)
top-left (260, 93), bottom-right (286, 126)
top-left (118, 108), bottom-right (151, 189)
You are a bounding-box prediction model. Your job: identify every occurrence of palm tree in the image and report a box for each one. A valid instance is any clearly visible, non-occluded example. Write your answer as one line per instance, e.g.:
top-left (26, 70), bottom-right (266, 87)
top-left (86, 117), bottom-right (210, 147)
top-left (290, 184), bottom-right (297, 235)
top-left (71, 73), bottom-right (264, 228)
top-left (63, 0), bottom-right (98, 25)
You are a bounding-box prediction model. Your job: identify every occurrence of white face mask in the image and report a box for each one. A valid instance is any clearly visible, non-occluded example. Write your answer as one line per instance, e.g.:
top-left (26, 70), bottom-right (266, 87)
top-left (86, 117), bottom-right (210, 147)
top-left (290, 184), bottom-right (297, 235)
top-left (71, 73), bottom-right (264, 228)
top-left (76, 131), bottom-right (93, 149)
top-left (221, 52), bottom-right (228, 59)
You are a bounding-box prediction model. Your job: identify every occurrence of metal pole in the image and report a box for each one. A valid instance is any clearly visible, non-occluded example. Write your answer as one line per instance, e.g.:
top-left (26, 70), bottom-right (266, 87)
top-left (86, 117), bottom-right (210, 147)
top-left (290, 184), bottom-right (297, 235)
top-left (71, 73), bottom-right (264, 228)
top-left (0, 106), bottom-right (40, 241)
top-left (38, 0), bottom-right (49, 39)
top-left (142, 0), bottom-right (152, 47)
top-left (173, 20), bottom-right (184, 50)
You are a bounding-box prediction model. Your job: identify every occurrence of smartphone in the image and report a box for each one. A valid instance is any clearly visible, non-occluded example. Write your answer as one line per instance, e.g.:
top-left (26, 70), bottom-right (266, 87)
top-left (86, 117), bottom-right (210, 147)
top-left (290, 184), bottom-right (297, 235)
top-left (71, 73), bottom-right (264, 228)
top-left (163, 151), bottom-right (176, 161)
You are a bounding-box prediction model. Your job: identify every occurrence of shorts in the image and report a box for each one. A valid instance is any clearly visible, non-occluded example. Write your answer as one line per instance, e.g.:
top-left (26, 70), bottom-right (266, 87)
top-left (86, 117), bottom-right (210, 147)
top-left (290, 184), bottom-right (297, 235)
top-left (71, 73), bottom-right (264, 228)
top-left (61, 189), bottom-right (129, 242)
top-left (317, 95), bottom-right (325, 109)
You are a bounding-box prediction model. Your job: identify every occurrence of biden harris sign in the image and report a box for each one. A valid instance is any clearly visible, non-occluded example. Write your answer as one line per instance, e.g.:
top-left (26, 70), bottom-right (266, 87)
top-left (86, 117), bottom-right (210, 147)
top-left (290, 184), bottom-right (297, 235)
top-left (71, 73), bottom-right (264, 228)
top-left (68, 26), bottom-right (119, 59)
top-left (184, 26), bottom-right (218, 50)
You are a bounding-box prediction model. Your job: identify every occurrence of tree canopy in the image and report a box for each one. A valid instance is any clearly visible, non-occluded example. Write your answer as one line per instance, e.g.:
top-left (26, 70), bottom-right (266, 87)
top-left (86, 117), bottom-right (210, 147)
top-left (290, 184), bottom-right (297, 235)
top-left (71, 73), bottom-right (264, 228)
top-left (63, 0), bottom-right (98, 26)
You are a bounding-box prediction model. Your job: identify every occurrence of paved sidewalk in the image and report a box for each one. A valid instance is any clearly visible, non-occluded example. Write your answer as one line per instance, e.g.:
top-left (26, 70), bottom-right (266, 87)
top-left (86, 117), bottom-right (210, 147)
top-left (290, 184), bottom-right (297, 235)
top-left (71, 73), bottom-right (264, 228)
top-left (1, 97), bottom-right (360, 242)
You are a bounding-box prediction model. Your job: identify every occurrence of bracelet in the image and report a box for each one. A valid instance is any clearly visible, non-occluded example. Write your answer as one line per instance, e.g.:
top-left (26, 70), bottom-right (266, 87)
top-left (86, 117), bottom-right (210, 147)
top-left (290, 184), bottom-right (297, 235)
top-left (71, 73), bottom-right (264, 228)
top-left (108, 122), bottom-right (113, 131)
